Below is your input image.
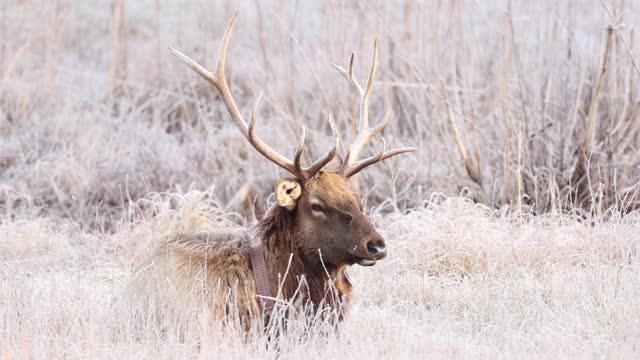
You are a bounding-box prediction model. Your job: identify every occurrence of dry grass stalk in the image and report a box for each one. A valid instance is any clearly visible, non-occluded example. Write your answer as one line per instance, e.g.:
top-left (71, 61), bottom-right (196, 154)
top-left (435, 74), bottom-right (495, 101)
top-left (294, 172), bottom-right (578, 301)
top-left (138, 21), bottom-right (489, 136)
top-left (571, 26), bottom-right (615, 202)
top-left (108, 0), bottom-right (128, 105)
top-left (445, 96), bottom-right (482, 188)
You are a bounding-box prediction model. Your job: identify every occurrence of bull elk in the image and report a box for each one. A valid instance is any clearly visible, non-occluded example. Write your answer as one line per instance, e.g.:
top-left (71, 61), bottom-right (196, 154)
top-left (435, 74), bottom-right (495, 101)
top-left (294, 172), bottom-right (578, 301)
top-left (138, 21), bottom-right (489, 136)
top-left (140, 12), bottom-right (416, 330)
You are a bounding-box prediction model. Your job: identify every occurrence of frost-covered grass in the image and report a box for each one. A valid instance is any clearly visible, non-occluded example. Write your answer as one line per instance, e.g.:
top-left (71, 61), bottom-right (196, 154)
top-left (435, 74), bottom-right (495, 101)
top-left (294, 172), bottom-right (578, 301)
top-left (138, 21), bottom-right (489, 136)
top-left (2, 194), bottom-right (640, 358)
top-left (2, 0), bottom-right (640, 358)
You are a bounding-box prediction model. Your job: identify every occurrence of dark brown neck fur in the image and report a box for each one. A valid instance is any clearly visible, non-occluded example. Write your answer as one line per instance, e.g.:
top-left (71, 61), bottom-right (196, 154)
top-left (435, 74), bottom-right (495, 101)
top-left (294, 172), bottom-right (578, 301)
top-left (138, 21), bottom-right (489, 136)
top-left (255, 206), bottom-right (352, 312)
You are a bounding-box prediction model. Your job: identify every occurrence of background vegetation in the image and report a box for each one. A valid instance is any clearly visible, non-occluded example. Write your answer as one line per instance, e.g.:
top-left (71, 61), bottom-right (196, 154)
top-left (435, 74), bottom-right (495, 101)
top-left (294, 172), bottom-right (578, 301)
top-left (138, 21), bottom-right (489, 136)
top-left (1, 0), bottom-right (639, 358)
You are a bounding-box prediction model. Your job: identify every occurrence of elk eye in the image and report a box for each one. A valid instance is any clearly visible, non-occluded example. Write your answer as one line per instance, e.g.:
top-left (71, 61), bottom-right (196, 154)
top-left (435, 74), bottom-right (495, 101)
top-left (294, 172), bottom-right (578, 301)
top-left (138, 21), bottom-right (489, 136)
top-left (311, 203), bottom-right (324, 213)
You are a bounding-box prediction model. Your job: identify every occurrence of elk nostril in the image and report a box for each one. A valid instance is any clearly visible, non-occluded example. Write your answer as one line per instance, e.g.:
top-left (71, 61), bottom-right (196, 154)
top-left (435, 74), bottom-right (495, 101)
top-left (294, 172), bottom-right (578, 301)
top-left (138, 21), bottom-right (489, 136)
top-left (366, 239), bottom-right (387, 259)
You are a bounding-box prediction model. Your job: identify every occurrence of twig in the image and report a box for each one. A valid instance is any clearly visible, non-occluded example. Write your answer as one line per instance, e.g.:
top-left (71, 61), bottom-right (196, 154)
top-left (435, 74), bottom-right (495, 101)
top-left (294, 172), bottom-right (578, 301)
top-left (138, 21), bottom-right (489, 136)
top-left (599, 0), bottom-right (640, 79)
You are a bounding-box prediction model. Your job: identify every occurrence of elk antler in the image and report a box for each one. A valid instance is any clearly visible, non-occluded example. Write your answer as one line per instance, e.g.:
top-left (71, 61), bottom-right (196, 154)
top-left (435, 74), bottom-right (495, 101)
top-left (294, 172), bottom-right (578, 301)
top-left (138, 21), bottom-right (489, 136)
top-left (169, 12), bottom-right (339, 180)
top-left (333, 39), bottom-right (417, 178)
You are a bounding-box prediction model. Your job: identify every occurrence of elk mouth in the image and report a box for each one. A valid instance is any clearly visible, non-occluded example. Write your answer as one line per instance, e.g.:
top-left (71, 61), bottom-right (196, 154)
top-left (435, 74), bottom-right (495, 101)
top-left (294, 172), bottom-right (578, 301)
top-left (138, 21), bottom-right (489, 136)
top-left (349, 253), bottom-right (380, 266)
top-left (347, 253), bottom-right (379, 266)
top-left (349, 246), bottom-right (386, 266)
top-left (356, 258), bottom-right (378, 266)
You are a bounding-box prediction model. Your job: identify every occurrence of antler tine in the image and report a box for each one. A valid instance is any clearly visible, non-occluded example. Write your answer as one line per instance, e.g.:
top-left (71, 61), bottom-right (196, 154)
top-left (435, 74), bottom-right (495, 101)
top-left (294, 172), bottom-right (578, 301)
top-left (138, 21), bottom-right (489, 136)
top-left (332, 53), bottom-right (364, 95)
top-left (378, 146), bottom-right (419, 162)
top-left (170, 12), bottom-right (339, 179)
top-left (301, 115), bottom-right (341, 177)
top-left (293, 127), bottom-right (306, 176)
top-left (337, 39), bottom-right (381, 164)
top-left (343, 138), bottom-right (386, 178)
top-left (214, 11), bottom-right (235, 87)
top-left (293, 115), bottom-right (340, 178)
top-left (246, 92), bottom-right (304, 176)
top-left (361, 38), bottom-right (378, 131)
top-left (170, 11), bottom-right (248, 134)
top-left (345, 145), bottom-right (420, 178)
top-left (350, 110), bottom-right (389, 156)
top-left (334, 39), bottom-right (417, 177)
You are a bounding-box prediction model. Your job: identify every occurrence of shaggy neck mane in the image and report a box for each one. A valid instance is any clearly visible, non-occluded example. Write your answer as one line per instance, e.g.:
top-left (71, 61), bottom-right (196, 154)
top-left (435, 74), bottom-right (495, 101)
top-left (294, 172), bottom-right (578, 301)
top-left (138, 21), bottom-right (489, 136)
top-left (255, 205), bottom-right (352, 310)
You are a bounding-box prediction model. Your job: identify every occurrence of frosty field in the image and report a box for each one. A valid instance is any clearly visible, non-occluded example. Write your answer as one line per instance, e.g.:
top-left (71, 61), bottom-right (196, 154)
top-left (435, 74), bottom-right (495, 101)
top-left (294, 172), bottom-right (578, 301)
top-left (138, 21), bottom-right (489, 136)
top-left (2, 1), bottom-right (640, 358)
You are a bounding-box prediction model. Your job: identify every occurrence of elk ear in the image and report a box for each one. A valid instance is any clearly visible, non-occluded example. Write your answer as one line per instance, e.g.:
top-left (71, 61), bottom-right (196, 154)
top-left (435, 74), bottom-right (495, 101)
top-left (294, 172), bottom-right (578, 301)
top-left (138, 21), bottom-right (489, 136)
top-left (275, 179), bottom-right (302, 210)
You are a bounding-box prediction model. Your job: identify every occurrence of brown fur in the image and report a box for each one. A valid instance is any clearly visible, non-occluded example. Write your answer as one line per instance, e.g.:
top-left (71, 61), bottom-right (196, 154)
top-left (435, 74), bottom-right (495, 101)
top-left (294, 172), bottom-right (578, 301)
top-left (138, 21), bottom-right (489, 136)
top-left (136, 172), bottom-right (385, 329)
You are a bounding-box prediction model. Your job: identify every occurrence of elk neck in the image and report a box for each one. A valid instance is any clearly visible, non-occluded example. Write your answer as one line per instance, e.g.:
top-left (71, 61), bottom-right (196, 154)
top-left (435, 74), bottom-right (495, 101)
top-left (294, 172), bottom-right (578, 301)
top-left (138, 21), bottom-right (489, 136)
top-left (254, 205), bottom-right (352, 306)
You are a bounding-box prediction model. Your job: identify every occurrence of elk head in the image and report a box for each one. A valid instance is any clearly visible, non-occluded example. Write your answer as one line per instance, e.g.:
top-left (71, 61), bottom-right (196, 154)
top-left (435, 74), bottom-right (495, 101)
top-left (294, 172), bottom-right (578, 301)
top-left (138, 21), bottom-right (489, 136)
top-left (170, 12), bottom-right (416, 269)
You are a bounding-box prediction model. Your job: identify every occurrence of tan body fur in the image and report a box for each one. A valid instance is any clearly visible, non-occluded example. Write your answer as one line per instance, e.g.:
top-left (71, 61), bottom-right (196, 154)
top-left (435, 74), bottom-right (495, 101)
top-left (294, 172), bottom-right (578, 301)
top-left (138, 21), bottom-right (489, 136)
top-left (138, 179), bottom-right (353, 328)
top-left (138, 175), bottom-right (360, 328)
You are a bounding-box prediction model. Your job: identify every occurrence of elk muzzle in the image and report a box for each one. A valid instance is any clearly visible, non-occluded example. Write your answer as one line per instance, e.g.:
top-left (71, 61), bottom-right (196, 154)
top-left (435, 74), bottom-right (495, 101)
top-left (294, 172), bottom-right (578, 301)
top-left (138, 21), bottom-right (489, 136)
top-left (355, 235), bottom-right (387, 266)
